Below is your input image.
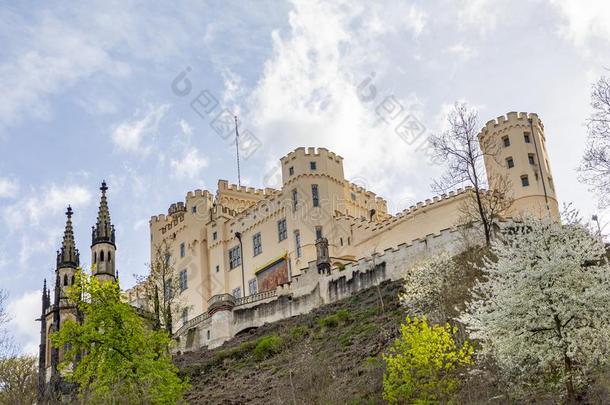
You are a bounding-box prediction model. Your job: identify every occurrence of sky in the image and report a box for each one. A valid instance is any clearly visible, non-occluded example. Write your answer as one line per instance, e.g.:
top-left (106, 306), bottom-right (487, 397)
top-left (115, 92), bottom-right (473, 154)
top-left (0, 0), bottom-right (609, 355)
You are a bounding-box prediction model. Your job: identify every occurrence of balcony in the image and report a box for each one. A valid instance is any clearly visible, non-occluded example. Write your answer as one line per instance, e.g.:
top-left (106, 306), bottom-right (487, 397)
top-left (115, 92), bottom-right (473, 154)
top-left (207, 293), bottom-right (236, 314)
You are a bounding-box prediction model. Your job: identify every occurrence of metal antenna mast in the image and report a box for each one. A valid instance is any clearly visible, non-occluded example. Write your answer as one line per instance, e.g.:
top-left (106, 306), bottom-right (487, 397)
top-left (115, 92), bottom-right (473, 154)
top-left (234, 115), bottom-right (241, 187)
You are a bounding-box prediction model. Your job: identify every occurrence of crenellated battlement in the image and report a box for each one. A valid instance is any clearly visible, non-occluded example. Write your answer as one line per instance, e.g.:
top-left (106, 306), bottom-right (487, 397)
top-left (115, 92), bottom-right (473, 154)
top-left (280, 147), bottom-right (343, 165)
top-left (217, 179), bottom-right (278, 198)
top-left (186, 189), bottom-right (213, 201)
top-left (211, 204), bottom-right (238, 217)
top-left (168, 202), bottom-right (186, 216)
top-left (481, 111), bottom-right (543, 138)
top-left (352, 186), bottom-right (476, 234)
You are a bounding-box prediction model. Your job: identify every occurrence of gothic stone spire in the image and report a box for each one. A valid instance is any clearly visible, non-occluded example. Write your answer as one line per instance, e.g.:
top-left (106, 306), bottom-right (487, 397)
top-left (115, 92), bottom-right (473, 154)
top-left (56, 206), bottom-right (79, 269)
top-left (92, 180), bottom-right (115, 246)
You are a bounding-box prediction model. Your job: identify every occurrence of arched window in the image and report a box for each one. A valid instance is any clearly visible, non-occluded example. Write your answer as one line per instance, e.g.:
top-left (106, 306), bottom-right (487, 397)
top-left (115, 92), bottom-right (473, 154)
top-left (71, 275), bottom-right (75, 285)
top-left (108, 251), bottom-right (111, 262)
top-left (63, 274), bottom-right (68, 286)
top-left (100, 251), bottom-right (104, 262)
top-left (93, 251), bottom-right (97, 263)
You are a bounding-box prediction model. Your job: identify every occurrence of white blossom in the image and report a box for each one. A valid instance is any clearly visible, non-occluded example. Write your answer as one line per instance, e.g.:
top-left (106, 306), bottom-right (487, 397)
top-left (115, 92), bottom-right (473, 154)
top-left (460, 217), bottom-right (610, 397)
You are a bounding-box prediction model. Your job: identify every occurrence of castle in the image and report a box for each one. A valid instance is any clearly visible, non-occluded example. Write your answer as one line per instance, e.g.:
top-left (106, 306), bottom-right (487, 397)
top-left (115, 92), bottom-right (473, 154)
top-left (37, 181), bottom-right (118, 400)
top-left (126, 111), bottom-right (559, 351)
top-left (38, 111), bottom-right (560, 383)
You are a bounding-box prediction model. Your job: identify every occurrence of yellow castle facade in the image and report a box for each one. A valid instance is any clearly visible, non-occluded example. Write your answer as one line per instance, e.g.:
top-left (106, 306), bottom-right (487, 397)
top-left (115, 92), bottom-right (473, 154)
top-left (126, 111), bottom-right (559, 344)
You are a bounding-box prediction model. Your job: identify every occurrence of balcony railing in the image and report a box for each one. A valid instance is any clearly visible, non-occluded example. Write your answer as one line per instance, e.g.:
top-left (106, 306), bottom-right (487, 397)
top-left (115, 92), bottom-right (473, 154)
top-left (174, 312), bottom-right (211, 337)
top-left (234, 289), bottom-right (277, 307)
top-left (208, 293), bottom-right (236, 307)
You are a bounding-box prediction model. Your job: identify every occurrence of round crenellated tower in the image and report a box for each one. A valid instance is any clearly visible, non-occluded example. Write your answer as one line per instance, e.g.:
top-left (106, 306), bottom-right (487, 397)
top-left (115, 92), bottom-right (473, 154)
top-left (478, 112), bottom-right (559, 220)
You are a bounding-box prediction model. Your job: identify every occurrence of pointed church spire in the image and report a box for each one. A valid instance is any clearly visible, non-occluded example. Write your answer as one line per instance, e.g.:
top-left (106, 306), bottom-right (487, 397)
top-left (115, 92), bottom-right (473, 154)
top-left (56, 206), bottom-right (79, 268)
top-left (92, 180), bottom-right (115, 246)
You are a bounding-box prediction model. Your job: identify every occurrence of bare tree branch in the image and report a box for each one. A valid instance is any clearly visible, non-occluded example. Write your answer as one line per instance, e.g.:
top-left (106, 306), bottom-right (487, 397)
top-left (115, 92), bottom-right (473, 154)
top-left (430, 102), bottom-right (512, 246)
top-left (580, 72), bottom-right (610, 208)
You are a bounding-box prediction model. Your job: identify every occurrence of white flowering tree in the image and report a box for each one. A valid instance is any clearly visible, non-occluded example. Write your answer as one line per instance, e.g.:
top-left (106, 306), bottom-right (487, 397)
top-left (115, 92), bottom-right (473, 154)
top-left (400, 253), bottom-right (455, 321)
top-left (461, 217), bottom-right (610, 402)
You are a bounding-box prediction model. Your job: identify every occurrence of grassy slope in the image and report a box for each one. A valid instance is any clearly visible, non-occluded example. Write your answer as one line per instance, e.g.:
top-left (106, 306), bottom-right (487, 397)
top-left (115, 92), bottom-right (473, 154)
top-left (175, 279), bottom-right (405, 405)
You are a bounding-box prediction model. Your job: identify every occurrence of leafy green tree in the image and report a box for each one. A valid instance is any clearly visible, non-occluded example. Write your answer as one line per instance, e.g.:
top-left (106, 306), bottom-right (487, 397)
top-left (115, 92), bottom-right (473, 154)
top-left (0, 355), bottom-right (37, 405)
top-left (383, 316), bottom-right (473, 404)
top-left (51, 270), bottom-right (189, 404)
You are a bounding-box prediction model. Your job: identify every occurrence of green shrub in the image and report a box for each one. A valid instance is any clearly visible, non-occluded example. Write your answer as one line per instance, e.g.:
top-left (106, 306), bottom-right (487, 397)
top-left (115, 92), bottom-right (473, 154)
top-left (318, 309), bottom-right (352, 329)
top-left (383, 317), bottom-right (473, 404)
top-left (253, 335), bottom-right (283, 361)
top-left (339, 334), bottom-right (352, 348)
top-left (289, 325), bottom-right (308, 341)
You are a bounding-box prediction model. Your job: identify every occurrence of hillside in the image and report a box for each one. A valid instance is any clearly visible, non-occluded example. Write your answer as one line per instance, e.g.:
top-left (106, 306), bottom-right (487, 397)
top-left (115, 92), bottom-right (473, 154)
top-left (175, 279), bottom-right (405, 404)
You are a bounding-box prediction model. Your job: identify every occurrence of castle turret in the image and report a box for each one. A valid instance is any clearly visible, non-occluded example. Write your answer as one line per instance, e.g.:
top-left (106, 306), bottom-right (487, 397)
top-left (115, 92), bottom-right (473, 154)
top-left (479, 112), bottom-right (560, 220)
top-left (91, 181), bottom-right (117, 283)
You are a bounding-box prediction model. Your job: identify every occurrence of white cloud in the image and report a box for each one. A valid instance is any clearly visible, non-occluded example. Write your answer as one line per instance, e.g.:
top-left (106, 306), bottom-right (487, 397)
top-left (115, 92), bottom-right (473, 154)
top-left (111, 104), bottom-right (169, 154)
top-left (243, 0), bottom-right (435, 209)
top-left (0, 177), bottom-right (19, 199)
top-left (7, 290), bottom-right (42, 355)
top-left (170, 148), bottom-right (209, 180)
top-left (549, 0), bottom-right (610, 46)
top-left (3, 183), bottom-right (92, 231)
top-left (0, 10), bottom-right (130, 131)
top-left (445, 43), bottom-right (477, 61)
top-left (456, 0), bottom-right (499, 34)
top-left (179, 119), bottom-right (193, 136)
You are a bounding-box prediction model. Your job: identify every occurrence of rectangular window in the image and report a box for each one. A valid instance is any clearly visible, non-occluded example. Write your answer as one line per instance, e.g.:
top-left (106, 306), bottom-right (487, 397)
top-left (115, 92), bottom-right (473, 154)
top-left (350, 192), bottom-right (356, 201)
top-left (252, 232), bottom-right (262, 256)
top-left (311, 184), bottom-right (319, 207)
top-left (164, 254), bottom-right (171, 266)
top-left (191, 205), bottom-right (197, 213)
top-left (213, 231), bottom-right (218, 241)
top-left (229, 245), bottom-right (241, 269)
top-left (232, 287), bottom-right (241, 299)
top-left (521, 175), bottom-right (530, 187)
top-left (181, 308), bottom-right (188, 325)
top-left (295, 230), bottom-right (302, 258)
top-left (315, 226), bottom-right (323, 240)
top-left (278, 218), bottom-right (287, 241)
top-left (180, 243), bottom-right (185, 258)
top-left (179, 269), bottom-right (188, 292)
top-left (248, 278), bottom-right (257, 295)
top-left (164, 278), bottom-right (173, 300)
top-left (524, 132), bottom-right (531, 143)
top-left (502, 136), bottom-right (510, 147)
top-left (289, 166), bottom-right (294, 176)
top-left (528, 153), bottom-right (536, 165)
top-left (215, 265), bottom-right (220, 273)
top-left (310, 161), bottom-right (317, 170)
top-left (549, 177), bottom-right (554, 191)
top-left (292, 189), bottom-right (298, 211)
top-left (506, 157), bottom-right (514, 168)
